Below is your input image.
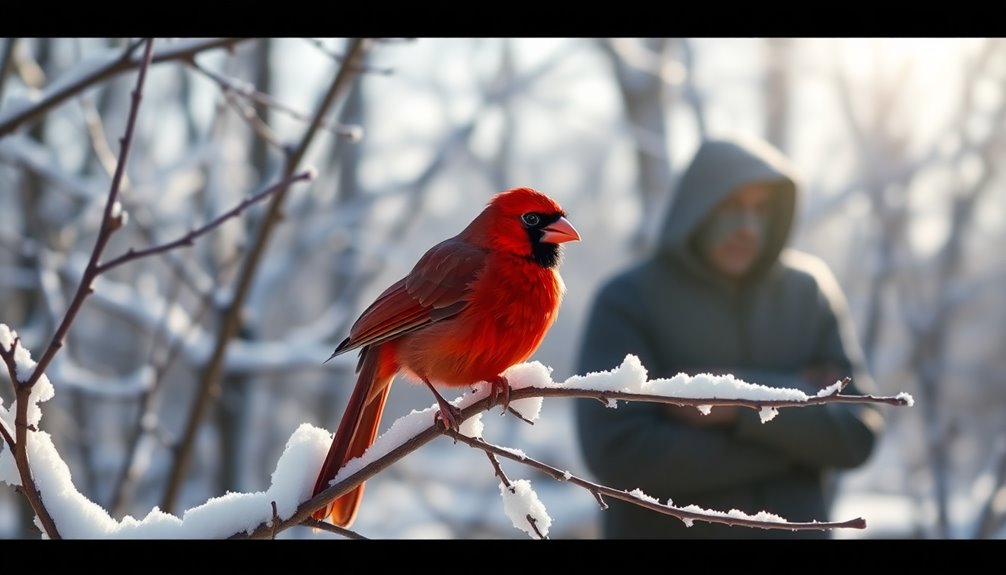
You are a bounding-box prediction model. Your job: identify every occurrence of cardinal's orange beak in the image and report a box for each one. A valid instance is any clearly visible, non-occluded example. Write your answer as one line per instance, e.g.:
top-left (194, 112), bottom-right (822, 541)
top-left (541, 216), bottom-right (581, 244)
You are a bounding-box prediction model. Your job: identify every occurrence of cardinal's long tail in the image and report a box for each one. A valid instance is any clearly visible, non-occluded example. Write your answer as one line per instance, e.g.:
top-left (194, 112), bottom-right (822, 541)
top-left (312, 343), bottom-right (396, 527)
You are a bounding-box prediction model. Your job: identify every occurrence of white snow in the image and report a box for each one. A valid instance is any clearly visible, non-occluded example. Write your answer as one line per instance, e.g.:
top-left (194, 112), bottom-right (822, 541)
top-left (499, 479), bottom-right (551, 538)
top-left (0, 324), bottom-right (55, 426)
top-left (563, 354), bottom-right (812, 403)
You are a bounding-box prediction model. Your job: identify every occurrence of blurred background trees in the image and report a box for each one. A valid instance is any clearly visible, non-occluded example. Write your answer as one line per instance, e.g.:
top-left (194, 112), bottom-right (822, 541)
top-left (0, 37), bottom-right (1002, 539)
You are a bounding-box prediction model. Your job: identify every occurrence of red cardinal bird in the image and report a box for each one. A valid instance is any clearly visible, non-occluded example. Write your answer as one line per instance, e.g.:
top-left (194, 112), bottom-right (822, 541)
top-left (311, 186), bottom-right (580, 527)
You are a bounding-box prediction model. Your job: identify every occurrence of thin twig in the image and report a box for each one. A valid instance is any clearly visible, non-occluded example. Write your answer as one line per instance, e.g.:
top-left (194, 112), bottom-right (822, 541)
top-left (448, 428), bottom-right (865, 533)
top-left (95, 170), bottom-right (315, 274)
top-left (525, 514), bottom-right (546, 539)
top-left (0, 337), bottom-right (22, 451)
top-left (25, 38), bottom-right (154, 389)
top-left (0, 418), bottom-right (14, 454)
top-left (488, 451), bottom-right (548, 539)
top-left (506, 406), bottom-right (534, 425)
top-left (486, 452), bottom-right (511, 488)
top-left (301, 517), bottom-right (368, 539)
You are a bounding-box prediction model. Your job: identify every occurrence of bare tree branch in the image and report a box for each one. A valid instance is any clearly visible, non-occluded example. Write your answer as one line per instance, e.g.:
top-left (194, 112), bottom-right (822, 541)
top-left (0, 337), bottom-right (23, 451)
top-left (4, 36), bottom-right (159, 540)
top-left (95, 170), bottom-right (315, 274)
top-left (0, 38), bottom-right (249, 137)
top-left (23, 38), bottom-right (149, 390)
top-left (233, 382), bottom-right (907, 539)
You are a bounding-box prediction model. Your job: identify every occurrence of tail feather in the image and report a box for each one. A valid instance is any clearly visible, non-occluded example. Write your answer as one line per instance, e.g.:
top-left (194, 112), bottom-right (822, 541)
top-left (312, 344), bottom-right (395, 527)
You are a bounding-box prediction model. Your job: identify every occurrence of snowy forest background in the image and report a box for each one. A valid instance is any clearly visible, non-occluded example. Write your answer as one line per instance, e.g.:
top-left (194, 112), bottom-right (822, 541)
top-left (0, 37), bottom-right (1003, 539)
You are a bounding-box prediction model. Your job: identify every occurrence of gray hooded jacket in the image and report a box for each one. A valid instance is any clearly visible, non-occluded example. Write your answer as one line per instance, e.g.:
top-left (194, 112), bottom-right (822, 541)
top-left (575, 136), bottom-right (884, 539)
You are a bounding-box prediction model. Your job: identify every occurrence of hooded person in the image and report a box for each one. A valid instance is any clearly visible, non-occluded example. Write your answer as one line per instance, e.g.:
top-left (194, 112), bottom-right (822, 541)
top-left (574, 134), bottom-right (885, 539)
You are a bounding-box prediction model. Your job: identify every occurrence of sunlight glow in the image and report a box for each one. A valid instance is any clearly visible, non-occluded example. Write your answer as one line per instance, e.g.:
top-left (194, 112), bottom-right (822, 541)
top-left (840, 38), bottom-right (970, 76)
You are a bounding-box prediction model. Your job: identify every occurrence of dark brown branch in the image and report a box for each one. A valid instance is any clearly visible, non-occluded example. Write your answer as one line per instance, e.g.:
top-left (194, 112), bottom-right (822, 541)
top-left (445, 429), bottom-right (865, 533)
top-left (0, 332), bottom-right (22, 387)
top-left (24, 38), bottom-right (155, 390)
top-left (162, 38), bottom-right (374, 513)
top-left (300, 518), bottom-right (368, 540)
top-left (526, 514), bottom-right (546, 539)
top-left (0, 418), bottom-right (13, 453)
top-left (486, 452), bottom-right (548, 539)
top-left (12, 382), bottom-right (59, 538)
top-left (486, 451), bottom-right (511, 488)
top-left (0, 337), bottom-right (21, 451)
top-left (7, 37), bottom-right (157, 540)
top-left (506, 405), bottom-right (535, 425)
top-left (234, 382), bottom-right (902, 539)
top-left (95, 170), bottom-right (315, 274)
top-left (0, 38), bottom-right (249, 137)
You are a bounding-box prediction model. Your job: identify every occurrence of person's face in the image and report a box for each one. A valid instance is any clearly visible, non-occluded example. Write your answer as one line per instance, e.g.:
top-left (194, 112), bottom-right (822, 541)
top-left (704, 182), bottom-right (775, 279)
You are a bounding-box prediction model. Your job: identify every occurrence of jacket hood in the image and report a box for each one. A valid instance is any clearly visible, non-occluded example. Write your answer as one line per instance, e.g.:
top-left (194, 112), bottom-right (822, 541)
top-left (656, 135), bottom-right (799, 282)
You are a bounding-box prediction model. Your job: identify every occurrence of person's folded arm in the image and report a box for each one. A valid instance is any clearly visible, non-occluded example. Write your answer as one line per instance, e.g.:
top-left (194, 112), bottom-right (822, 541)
top-left (728, 270), bottom-right (885, 469)
top-left (574, 278), bottom-right (794, 498)
top-left (728, 367), bottom-right (883, 469)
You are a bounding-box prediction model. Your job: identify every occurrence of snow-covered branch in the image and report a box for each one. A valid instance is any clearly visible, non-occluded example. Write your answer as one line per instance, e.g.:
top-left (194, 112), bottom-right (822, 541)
top-left (0, 334), bottom-right (913, 539)
top-left (236, 357), bottom-right (911, 539)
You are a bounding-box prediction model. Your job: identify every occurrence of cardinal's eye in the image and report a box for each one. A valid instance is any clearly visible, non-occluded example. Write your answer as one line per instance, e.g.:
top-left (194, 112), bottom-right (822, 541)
top-left (521, 213), bottom-right (541, 226)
